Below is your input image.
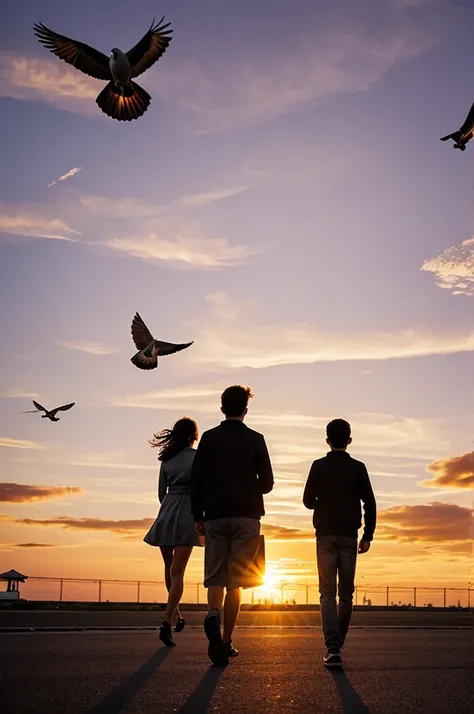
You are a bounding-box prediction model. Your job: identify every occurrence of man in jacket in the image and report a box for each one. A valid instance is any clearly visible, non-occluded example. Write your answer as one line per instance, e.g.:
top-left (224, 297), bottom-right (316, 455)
top-left (190, 385), bottom-right (274, 666)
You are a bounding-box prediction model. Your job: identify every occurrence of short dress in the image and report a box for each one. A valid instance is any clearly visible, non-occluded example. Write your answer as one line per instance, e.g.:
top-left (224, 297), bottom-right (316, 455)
top-left (144, 447), bottom-right (203, 548)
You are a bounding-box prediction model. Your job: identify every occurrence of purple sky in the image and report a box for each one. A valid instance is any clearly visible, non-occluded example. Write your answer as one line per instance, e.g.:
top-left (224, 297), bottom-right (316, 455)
top-left (0, 0), bottom-right (472, 587)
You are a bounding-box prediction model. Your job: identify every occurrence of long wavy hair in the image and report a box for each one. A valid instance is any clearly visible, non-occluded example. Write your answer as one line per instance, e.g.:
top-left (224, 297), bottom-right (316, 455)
top-left (149, 417), bottom-right (198, 462)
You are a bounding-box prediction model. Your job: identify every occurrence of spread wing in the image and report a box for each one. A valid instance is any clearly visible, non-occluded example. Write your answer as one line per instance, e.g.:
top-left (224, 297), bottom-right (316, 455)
top-left (33, 22), bottom-right (111, 81)
top-left (459, 102), bottom-right (474, 134)
top-left (131, 313), bottom-right (154, 350)
top-left (156, 340), bottom-right (194, 356)
top-left (32, 400), bottom-right (47, 412)
top-left (55, 403), bottom-right (75, 412)
top-left (126, 17), bottom-right (173, 79)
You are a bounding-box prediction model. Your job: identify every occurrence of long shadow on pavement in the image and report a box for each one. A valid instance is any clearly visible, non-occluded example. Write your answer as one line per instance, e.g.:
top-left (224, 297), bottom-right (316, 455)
top-left (86, 647), bottom-right (172, 714)
top-left (177, 665), bottom-right (227, 714)
top-left (330, 670), bottom-right (371, 714)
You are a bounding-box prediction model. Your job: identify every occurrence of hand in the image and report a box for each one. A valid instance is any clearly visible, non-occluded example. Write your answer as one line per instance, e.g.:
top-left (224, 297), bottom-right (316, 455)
top-left (358, 539), bottom-right (371, 554)
top-left (195, 521), bottom-right (205, 536)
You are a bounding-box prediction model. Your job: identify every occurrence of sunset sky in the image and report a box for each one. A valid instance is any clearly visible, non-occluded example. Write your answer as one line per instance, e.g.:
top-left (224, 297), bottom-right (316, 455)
top-left (0, 0), bottom-right (473, 601)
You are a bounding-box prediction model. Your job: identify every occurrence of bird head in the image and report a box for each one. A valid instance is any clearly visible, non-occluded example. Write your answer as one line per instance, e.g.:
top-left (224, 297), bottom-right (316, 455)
top-left (110, 48), bottom-right (119, 60)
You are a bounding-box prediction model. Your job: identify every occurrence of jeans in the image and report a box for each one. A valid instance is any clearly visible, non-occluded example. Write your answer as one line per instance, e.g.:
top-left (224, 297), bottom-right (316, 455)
top-left (317, 534), bottom-right (357, 651)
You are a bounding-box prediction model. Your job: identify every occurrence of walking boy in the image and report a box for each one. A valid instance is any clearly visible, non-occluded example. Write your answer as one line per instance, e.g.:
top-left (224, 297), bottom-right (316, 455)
top-left (303, 418), bottom-right (376, 669)
top-left (190, 385), bottom-right (274, 666)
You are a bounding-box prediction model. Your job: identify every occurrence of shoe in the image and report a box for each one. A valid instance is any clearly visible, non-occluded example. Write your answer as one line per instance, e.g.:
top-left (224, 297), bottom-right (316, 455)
top-left (323, 650), bottom-right (343, 669)
top-left (159, 620), bottom-right (176, 647)
top-left (204, 610), bottom-right (228, 666)
top-left (175, 618), bottom-right (185, 633)
top-left (225, 640), bottom-right (239, 657)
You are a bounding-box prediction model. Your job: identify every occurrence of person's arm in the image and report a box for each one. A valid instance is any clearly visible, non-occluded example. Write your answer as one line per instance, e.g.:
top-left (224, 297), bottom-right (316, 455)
top-left (303, 461), bottom-right (319, 509)
top-left (359, 464), bottom-right (376, 543)
top-left (256, 435), bottom-right (274, 494)
top-left (190, 434), bottom-right (207, 523)
top-left (158, 462), bottom-right (167, 504)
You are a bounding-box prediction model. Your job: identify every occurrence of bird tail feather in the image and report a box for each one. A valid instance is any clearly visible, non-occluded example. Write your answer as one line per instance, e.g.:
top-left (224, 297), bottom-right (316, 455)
top-left (130, 351), bottom-right (157, 370)
top-left (96, 81), bottom-right (151, 121)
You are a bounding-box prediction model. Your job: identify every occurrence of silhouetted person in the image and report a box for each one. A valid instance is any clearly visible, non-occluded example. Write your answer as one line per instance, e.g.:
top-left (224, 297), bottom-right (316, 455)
top-left (190, 385), bottom-right (274, 666)
top-left (144, 417), bottom-right (203, 647)
top-left (303, 418), bottom-right (376, 669)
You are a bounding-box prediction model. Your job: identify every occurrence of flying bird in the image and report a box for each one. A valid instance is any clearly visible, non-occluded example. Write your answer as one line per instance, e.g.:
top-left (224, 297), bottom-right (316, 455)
top-left (130, 313), bottom-right (193, 370)
top-left (23, 400), bottom-right (75, 422)
top-left (33, 17), bottom-right (172, 121)
top-left (440, 101), bottom-right (474, 151)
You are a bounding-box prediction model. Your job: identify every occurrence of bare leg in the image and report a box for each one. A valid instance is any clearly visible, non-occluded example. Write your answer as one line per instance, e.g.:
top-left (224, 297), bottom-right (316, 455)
top-left (164, 546), bottom-right (193, 624)
top-left (160, 546), bottom-right (181, 620)
top-left (208, 585), bottom-right (225, 613)
top-left (223, 587), bottom-right (241, 642)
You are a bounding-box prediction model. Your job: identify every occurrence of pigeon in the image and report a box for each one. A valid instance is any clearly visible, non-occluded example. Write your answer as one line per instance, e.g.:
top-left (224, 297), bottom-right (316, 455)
top-left (23, 400), bottom-right (75, 422)
top-left (33, 17), bottom-right (172, 121)
top-left (440, 101), bottom-right (474, 151)
top-left (130, 313), bottom-right (193, 370)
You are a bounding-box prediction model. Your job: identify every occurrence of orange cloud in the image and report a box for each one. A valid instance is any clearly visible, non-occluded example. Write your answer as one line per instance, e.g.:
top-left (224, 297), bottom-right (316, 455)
top-left (0, 514), bottom-right (153, 535)
top-left (13, 543), bottom-right (56, 548)
top-left (262, 524), bottom-right (314, 540)
top-left (421, 452), bottom-right (474, 490)
top-left (377, 502), bottom-right (472, 543)
top-left (0, 483), bottom-right (83, 503)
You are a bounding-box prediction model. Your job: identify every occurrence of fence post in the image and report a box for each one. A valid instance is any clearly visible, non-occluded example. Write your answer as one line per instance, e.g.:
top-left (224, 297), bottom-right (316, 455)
top-left (306, 585), bottom-right (309, 605)
top-left (59, 579), bottom-right (63, 602)
top-left (443, 588), bottom-right (446, 608)
top-left (386, 586), bottom-right (389, 607)
top-left (137, 581), bottom-right (141, 603)
top-left (196, 582), bottom-right (199, 605)
top-left (413, 587), bottom-right (416, 608)
top-left (98, 580), bottom-right (102, 603)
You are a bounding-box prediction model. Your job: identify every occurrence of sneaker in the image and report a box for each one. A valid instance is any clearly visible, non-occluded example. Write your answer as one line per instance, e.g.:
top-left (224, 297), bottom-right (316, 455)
top-left (204, 609), bottom-right (228, 666)
top-left (323, 650), bottom-right (343, 669)
top-left (159, 620), bottom-right (176, 647)
top-left (225, 641), bottom-right (239, 657)
top-left (175, 618), bottom-right (185, 633)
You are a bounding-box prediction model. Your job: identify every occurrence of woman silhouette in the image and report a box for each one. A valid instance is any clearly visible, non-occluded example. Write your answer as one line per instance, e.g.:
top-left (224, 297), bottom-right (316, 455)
top-left (144, 417), bottom-right (203, 646)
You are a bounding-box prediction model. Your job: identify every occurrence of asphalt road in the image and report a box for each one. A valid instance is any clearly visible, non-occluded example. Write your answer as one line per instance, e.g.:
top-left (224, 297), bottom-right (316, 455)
top-left (0, 609), bottom-right (471, 630)
top-left (1, 629), bottom-right (472, 713)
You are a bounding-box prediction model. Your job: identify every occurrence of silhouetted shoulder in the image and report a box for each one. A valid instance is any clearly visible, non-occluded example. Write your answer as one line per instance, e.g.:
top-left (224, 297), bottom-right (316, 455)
top-left (311, 456), bottom-right (328, 468)
top-left (244, 425), bottom-right (265, 440)
top-left (349, 455), bottom-right (367, 468)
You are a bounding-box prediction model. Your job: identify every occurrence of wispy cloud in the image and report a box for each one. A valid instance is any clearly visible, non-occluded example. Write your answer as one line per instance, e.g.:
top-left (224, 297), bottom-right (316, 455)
top-left (1, 389), bottom-right (41, 399)
top-left (0, 438), bottom-right (46, 450)
top-left (0, 54), bottom-right (99, 114)
top-left (111, 385), bottom-right (222, 411)
top-left (66, 452), bottom-right (156, 471)
top-left (0, 207), bottom-right (80, 241)
top-left (56, 340), bottom-right (118, 356)
top-left (13, 543), bottom-right (57, 548)
top-left (0, 483), bottom-right (82, 503)
top-left (190, 292), bottom-right (474, 368)
top-left (104, 231), bottom-right (255, 269)
top-left (48, 167), bottom-right (82, 188)
top-left (79, 186), bottom-right (248, 219)
top-left (0, 514), bottom-right (153, 537)
top-left (421, 451), bottom-right (474, 490)
top-left (421, 237), bottom-right (474, 295)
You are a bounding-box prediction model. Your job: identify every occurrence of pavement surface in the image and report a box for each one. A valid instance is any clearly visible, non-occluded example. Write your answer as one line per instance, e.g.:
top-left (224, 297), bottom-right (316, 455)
top-left (1, 629), bottom-right (472, 714)
top-left (0, 609), bottom-right (471, 630)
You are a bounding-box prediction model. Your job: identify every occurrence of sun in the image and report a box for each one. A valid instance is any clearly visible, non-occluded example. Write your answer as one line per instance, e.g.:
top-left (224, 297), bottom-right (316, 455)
top-left (262, 569), bottom-right (280, 590)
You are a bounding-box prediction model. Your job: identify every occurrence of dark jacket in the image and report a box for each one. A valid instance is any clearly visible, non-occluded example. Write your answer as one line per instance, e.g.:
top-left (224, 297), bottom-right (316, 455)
top-left (190, 420), bottom-right (274, 521)
top-left (303, 450), bottom-right (376, 541)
